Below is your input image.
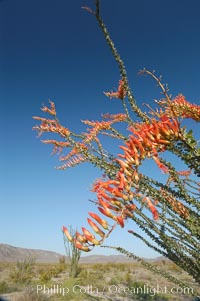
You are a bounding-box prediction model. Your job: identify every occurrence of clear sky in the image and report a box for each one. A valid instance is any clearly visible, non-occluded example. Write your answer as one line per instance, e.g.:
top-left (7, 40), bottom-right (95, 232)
top-left (1, 0), bottom-right (200, 258)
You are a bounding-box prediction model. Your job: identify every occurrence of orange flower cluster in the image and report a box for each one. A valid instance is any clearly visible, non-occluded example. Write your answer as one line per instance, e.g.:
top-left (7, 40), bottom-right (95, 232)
top-left (58, 143), bottom-right (88, 170)
top-left (102, 113), bottom-right (127, 122)
top-left (63, 113), bottom-right (184, 251)
top-left (33, 117), bottom-right (70, 138)
top-left (63, 161), bottom-right (159, 251)
top-left (57, 154), bottom-right (85, 169)
top-left (41, 100), bottom-right (56, 116)
top-left (33, 101), bottom-right (87, 170)
top-left (156, 94), bottom-right (200, 121)
top-left (126, 116), bottom-right (180, 173)
top-left (41, 139), bottom-right (70, 154)
top-left (33, 101), bottom-right (128, 170)
top-left (59, 143), bottom-right (88, 162)
top-left (34, 94), bottom-right (194, 252)
top-left (104, 80), bottom-right (126, 100)
top-left (160, 189), bottom-right (190, 219)
top-left (33, 100), bottom-right (70, 138)
top-left (82, 120), bottom-right (113, 143)
top-left (172, 95), bottom-right (200, 121)
top-left (82, 115), bottom-right (126, 143)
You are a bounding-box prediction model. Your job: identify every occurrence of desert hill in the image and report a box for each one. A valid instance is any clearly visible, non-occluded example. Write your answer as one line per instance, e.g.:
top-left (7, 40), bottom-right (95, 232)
top-left (0, 243), bottom-right (166, 263)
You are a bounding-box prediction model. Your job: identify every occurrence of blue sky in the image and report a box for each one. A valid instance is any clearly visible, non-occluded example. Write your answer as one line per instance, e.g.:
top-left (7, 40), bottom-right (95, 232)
top-left (0, 0), bottom-right (200, 258)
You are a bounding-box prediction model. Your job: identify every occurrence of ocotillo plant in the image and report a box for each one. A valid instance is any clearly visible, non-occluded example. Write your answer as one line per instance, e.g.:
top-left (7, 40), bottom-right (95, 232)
top-left (63, 226), bottom-right (81, 278)
top-left (33, 0), bottom-right (200, 287)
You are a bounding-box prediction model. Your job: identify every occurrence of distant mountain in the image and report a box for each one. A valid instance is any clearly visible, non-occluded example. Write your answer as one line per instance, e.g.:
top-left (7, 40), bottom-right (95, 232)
top-left (80, 254), bottom-right (135, 263)
top-left (80, 254), bottom-right (168, 264)
top-left (0, 243), bottom-right (62, 263)
top-left (0, 243), bottom-right (167, 263)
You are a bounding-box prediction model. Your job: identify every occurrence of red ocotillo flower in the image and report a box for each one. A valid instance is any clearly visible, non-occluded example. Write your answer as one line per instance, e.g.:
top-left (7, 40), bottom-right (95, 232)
top-left (87, 218), bottom-right (105, 238)
top-left (104, 80), bottom-right (126, 100)
top-left (63, 226), bottom-right (73, 242)
top-left (82, 227), bottom-right (101, 245)
top-left (41, 100), bottom-right (56, 116)
top-left (88, 212), bottom-right (109, 230)
top-left (143, 197), bottom-right (159, 221)
top-left (172, 95), bottom-right (200, 121)
top-left (75, 231), bottom-right (87, 243)
top-left (155, 94), bottom-right (200, 121)
top-left (169, 95), bottom-right (200, 121)
top-left (74, 241), bottom-right (90, 252)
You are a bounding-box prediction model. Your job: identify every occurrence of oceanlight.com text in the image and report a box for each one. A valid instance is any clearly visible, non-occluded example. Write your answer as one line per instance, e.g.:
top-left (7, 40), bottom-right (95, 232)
top-left (36, 283), bottom-right (194, 297)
